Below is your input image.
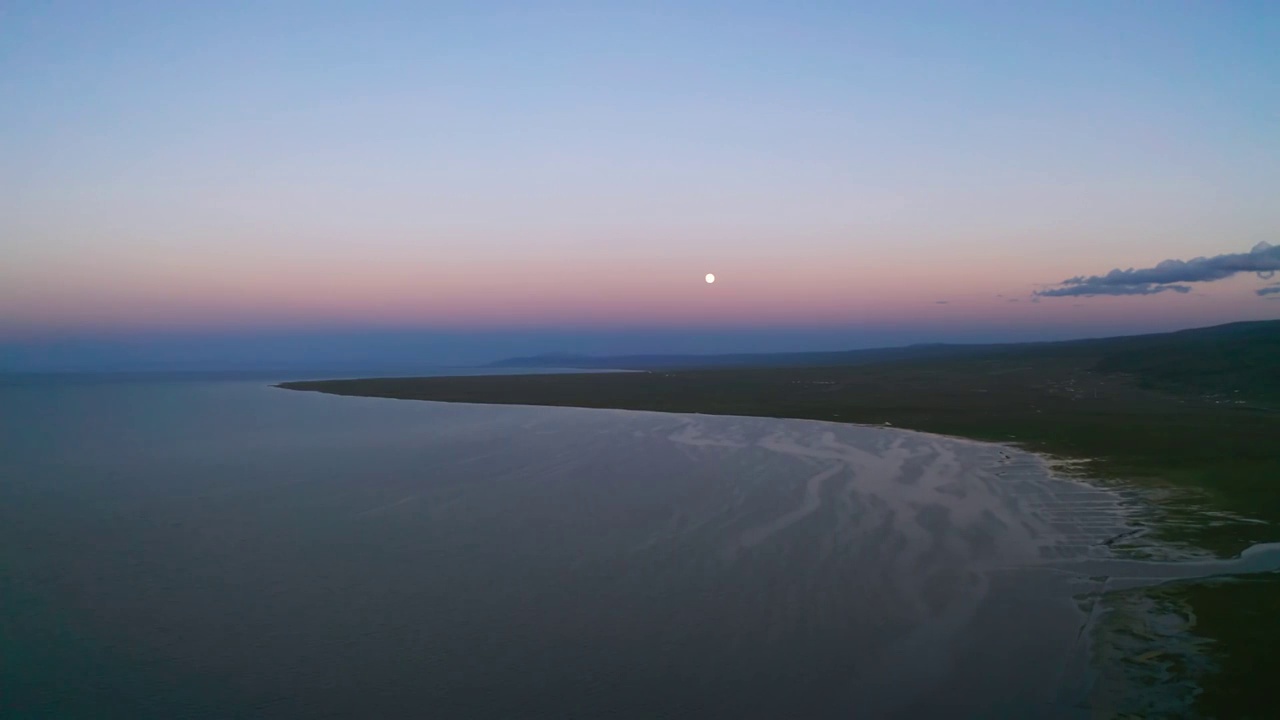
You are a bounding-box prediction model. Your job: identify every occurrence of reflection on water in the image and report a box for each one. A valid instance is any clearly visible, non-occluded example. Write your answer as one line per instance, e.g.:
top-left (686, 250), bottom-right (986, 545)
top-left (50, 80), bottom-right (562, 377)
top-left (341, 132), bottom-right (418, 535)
top-left (1, 376), bottom-right (1275, 718)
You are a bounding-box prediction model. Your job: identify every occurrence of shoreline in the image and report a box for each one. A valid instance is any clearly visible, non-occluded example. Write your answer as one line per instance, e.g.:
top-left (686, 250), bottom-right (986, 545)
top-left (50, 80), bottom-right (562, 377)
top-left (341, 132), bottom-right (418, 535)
top-left (277, 367), bottom-right (1280, 552)
top-left (279, 371), bottom-right (1280, 716)
top-left (280, 380), bottom-right (1277, 572)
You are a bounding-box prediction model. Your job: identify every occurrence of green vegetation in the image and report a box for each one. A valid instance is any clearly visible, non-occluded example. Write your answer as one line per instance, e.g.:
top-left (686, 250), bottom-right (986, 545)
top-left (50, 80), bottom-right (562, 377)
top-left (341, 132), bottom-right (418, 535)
top-left (1180, 575), bottom-right (1280, 718)
top-left (280, 319), bottom-right (1280, 715)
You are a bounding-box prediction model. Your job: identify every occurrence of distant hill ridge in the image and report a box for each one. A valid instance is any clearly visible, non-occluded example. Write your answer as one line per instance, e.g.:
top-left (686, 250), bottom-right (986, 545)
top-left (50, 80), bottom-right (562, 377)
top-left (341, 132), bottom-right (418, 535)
top-left (491, 320), bottom-right (1280, 403)
top-left (490, 319), bottom-right (1280, 370)
top-left (489, 343), bottom-right (1002, 370)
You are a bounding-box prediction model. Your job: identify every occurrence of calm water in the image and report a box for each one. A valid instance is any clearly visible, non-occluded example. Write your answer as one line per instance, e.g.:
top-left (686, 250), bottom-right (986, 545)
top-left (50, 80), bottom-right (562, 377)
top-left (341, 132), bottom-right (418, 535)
top-left (5, 373), bottom-right (1267, 718)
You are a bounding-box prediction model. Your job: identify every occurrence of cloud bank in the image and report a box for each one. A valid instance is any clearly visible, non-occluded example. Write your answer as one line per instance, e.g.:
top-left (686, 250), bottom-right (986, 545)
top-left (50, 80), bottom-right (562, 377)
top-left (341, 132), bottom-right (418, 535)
top-left (1037, 242), bottom-right (1279, 298)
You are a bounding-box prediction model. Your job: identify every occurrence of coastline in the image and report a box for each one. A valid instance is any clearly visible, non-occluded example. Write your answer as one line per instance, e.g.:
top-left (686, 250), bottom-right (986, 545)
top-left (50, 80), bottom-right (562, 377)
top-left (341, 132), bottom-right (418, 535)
top-left (276, 367), bottom-right (1280, 550)
top-left (279, 371), bottom-right (1280, 716)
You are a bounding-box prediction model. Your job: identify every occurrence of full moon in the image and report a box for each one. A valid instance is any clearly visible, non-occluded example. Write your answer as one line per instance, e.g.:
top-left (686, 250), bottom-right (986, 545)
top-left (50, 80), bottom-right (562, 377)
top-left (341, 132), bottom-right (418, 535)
top-left (705, 273), bottom-right (716, 284)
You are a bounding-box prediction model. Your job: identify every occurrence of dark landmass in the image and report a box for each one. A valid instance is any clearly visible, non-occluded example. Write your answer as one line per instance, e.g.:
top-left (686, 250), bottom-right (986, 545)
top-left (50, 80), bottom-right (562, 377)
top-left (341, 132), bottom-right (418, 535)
top-left (281, 318), bottom-right (1280, 715)
top-left (491, 320), bottom-right (1280, 403)
top-left (489, 343), bottom-right (1007, 371)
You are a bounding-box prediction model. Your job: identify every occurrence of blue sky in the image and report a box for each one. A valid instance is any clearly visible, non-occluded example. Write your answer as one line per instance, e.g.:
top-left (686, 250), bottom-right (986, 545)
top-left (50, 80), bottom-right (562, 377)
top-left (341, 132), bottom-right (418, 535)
top-left (2, 1), bottom-right (1277, 369)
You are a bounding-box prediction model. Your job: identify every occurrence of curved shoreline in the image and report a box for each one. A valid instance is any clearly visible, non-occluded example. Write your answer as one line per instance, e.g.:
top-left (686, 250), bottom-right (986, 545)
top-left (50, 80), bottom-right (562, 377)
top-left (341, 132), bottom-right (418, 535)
top-left (281, 379), bottom-right (1280, 714)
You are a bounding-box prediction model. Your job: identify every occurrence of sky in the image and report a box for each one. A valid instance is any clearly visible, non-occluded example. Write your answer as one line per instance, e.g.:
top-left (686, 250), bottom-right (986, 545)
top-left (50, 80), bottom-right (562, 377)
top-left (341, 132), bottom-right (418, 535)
top-left (2, 1), bottom-right (1278, 369)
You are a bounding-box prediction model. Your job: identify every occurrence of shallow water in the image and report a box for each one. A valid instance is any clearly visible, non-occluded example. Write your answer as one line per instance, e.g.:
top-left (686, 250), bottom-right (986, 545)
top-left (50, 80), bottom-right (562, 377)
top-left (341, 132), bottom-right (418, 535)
top-left (1, 375), bottom-right (1274, 718)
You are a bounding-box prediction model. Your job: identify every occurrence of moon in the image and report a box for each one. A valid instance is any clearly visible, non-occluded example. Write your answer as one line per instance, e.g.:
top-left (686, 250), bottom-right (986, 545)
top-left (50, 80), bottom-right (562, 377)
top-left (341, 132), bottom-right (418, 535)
top-left (705, 273), bottom-right (716, 284)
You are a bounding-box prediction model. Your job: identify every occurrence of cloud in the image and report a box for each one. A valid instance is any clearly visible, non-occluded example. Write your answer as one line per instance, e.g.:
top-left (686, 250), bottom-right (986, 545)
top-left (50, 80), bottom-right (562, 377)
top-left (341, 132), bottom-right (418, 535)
top-left (934, 300), bottom-right (950, 305)
top-left (1258, 284), bottom-right (1280, 297)
top-left (1038, 283), bottom-right (1192, 297)
top-left (1037, 242), bottom-right (1279, 298)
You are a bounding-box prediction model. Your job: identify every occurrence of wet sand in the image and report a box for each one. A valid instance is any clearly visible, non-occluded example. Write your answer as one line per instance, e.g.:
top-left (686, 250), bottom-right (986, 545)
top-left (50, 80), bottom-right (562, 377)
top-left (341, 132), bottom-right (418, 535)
top-left (617, 413), bottom-right (1134, 718)
top-left (341, 403), bottom-right (1270, 718)
top-left (457, 408), bottom-right (1280, 718)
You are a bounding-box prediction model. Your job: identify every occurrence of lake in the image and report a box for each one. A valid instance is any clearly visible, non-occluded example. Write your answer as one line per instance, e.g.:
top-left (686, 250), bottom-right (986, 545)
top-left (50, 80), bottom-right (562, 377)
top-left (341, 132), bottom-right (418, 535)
top-left (0, 372), bottom-right (1239, 718)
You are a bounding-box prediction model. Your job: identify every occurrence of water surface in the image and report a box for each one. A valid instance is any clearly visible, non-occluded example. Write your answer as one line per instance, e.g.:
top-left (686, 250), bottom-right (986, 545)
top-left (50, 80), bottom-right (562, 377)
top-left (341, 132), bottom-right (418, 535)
top-left (1, 374), bottom-right (1267, 718)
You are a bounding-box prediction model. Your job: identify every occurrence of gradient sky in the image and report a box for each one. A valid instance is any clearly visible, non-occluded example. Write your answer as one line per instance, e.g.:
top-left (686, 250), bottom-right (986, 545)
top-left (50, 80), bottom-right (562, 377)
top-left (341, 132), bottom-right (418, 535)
top-left (3, 1), bottom-right (1278, 369)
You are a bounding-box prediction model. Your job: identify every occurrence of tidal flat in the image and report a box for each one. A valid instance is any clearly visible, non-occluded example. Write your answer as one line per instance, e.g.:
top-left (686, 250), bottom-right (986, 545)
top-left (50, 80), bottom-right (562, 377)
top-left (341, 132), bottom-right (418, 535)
top-left (283, 351), bottom-right (1280, 717)
top-left (5, 374), bottom-right (1277, 718)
